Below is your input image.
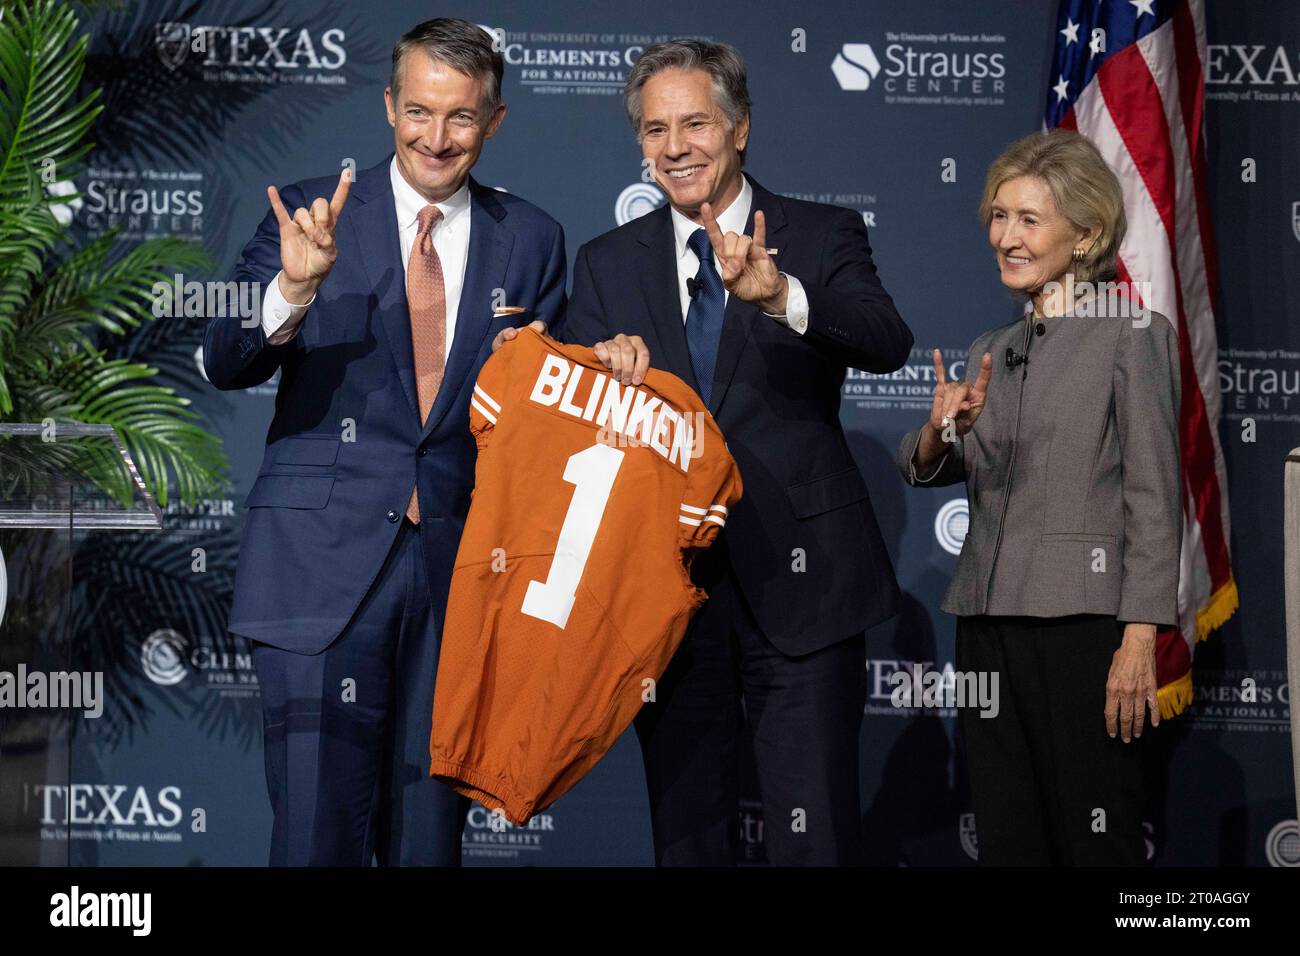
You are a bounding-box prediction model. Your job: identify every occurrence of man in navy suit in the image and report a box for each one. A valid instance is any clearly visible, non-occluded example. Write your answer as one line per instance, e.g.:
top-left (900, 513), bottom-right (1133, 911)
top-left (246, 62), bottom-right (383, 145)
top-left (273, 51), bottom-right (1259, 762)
top-left (203, 19), bottom-right (565, 865)
top-left (560, 40), bottom-right (912, 865)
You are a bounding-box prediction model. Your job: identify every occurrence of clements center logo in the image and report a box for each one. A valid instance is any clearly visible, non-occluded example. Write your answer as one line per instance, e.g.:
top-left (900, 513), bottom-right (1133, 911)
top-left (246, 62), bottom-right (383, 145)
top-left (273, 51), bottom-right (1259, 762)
top-left (615, 182), bottom-right (666, 225)
top-left (498, 28), bottom-right (714, 98)
top-left (140, 629), bottom-right (260, 697)
top-left (141, 630), bottom-right (187, 686)
top-left (1266, 820), bottom-right (1300, 867)
top-left (934, 499), bottom-right (969, 556)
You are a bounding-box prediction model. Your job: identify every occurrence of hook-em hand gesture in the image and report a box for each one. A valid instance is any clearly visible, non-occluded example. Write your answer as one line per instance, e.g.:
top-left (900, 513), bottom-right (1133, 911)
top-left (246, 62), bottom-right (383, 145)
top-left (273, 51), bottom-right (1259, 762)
top-left (928, 348), bottom-right (993, 439)
top-left (268, 167), bottom-right (352, 289)
top-left (700, 202), bottom-right (785, 311)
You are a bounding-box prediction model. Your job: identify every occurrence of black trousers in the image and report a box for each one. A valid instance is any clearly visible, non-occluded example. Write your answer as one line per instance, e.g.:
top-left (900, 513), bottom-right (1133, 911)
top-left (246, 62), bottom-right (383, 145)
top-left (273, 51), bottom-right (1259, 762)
top-left (633, 555), bottom-right (866, 866)
top-left (956, 614), bottom-right (1146, 866)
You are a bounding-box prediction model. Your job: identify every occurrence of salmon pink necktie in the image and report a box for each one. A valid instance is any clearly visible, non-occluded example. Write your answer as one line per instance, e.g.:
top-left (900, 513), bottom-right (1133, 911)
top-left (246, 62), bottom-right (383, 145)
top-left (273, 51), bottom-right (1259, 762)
top-left (405, 204), bottom-right (446, 523)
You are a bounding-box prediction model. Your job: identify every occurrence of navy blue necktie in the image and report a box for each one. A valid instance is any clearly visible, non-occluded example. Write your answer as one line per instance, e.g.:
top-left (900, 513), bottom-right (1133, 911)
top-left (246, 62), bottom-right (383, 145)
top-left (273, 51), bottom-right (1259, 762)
top-left (685, 227), bottom-right (725, 405)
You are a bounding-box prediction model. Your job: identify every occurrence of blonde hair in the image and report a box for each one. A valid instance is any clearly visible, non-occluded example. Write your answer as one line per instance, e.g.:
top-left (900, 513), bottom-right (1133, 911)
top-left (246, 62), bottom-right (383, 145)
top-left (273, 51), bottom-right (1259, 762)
top-left (978, 130), bottom-right (1126, 284)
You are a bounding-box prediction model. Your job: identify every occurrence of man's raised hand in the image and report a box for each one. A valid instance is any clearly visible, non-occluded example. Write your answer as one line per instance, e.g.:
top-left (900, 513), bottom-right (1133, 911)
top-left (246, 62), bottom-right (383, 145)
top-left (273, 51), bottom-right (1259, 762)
top-left (269, 167), bottom-right (351, 300)
top-left (700, 202), bottom-right (786, 313)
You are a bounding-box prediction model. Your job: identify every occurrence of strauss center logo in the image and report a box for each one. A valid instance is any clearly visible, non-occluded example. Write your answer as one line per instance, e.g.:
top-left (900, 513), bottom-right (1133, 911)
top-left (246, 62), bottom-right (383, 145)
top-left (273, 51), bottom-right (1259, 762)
top-left (831, 36), bottom-right (1007, 98)
top-left (831, 44), bottom-right (883, 91)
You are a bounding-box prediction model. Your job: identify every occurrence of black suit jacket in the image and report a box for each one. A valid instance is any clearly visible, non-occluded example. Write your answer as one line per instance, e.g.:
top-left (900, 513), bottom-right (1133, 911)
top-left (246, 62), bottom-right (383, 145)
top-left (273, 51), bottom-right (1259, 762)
top-left (560, 174), bottom-right (911, 654)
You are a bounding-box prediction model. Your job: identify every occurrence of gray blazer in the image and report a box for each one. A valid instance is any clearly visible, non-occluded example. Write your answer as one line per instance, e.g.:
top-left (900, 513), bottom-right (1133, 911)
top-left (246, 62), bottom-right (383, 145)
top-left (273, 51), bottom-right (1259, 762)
top-left (898, 308), bottom-right (1182, 626)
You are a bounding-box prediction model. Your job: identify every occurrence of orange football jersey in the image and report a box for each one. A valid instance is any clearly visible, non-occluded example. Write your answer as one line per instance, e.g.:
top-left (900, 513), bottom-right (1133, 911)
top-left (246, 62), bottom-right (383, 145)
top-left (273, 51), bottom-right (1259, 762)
top-left (428, 327), bottom-right (742, 824)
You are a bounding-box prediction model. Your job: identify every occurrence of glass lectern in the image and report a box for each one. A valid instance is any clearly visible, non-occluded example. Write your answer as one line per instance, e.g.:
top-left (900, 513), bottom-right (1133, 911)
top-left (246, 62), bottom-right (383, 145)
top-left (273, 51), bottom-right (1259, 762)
top-left (0, 423), bottom-right (162, 865)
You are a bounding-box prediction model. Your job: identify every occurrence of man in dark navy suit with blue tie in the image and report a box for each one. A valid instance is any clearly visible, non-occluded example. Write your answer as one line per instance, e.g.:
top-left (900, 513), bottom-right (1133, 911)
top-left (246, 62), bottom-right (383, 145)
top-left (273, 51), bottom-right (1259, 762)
top-left (203, 19), bottom-right (565, 865)
top-left (560, 40), bottom-right (913, 865)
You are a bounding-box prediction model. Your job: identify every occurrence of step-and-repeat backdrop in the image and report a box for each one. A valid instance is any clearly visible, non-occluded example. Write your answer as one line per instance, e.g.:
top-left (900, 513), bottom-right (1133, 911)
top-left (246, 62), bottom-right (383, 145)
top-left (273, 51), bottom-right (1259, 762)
top-left (48, 0), bottom-right (1298, 865)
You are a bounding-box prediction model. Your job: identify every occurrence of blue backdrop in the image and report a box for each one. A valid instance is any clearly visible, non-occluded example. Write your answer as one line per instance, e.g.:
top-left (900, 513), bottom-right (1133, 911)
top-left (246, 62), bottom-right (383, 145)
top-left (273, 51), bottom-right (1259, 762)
top-left (43, 0), bottom-right (1300, 866)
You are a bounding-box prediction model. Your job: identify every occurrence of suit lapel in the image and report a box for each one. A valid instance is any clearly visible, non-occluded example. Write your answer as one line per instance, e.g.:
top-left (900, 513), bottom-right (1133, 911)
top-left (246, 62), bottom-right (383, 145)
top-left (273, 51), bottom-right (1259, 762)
top-left (634, 207), bottom-right (700, 394)
top-left (422, 177), bottom-right (513, 440)
top-left (708, 173), bottom-right (788, 416)
top-left (349, 155), bottom-right (420, 419)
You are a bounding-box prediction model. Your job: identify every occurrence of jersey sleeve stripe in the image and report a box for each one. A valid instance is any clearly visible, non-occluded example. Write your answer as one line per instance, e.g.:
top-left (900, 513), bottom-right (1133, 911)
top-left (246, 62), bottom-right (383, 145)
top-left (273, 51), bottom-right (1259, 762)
top-left (679, 504), bottom-right (708, 515)
top-left (708, 505), bottom-right (728, 515)
top-left (678, 515), bottom-right (703, 527)
top-left (470, 397), bottom-right (498, 424)
top-left (703, 515), bottom-right (726, 526)
top-left (473, 384), bottom-right (502, 413)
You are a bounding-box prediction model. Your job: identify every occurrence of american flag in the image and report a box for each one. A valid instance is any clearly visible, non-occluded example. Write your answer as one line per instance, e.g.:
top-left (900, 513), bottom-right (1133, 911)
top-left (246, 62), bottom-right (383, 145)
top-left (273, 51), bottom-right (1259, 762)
top-left (1046, 0), bottom-right (1237, 717)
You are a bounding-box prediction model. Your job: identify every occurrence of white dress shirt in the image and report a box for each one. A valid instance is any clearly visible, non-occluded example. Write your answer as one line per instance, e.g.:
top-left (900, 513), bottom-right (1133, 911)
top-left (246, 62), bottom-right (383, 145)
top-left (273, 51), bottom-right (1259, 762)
top-left (668, 176), bottom-right (808, 334)
top-left (261, 157), bottom-right (473, 356)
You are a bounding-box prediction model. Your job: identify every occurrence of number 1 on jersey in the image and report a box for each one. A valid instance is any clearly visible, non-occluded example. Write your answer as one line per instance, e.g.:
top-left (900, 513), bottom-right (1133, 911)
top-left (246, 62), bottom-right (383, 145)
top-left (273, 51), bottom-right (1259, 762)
top-left (522, 442), bottom-right (625, 629)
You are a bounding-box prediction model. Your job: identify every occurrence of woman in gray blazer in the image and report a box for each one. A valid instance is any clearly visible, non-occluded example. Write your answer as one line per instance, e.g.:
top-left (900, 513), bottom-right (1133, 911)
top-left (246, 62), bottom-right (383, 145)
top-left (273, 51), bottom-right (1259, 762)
top-left (898, 130), bottom-right (1181, 865)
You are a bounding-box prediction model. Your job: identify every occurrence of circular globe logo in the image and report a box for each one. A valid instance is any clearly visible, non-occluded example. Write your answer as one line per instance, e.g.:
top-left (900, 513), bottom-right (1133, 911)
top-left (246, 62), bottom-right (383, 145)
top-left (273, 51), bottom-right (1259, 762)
top-left (615, 183), bottom-right (666, 225)
top-left (141, 629), bottom-right (188, 686)
top-left (934, 498), bottom-right (969, 556)
top-left (1265, 819), bottom-right (1300, 867)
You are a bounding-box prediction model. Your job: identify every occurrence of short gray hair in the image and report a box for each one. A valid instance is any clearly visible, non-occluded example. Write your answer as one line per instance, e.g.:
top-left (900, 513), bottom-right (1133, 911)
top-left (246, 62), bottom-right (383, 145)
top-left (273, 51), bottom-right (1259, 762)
top-left (391, 18), bottom-right (504, 115)
top-left (624, 40), bottom-right (752, 165)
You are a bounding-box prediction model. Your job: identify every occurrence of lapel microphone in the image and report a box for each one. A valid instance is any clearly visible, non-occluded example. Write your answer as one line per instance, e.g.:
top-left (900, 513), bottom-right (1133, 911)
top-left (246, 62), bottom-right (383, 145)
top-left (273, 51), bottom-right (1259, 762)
top-left (686, 276), bottom-right (701, 300)
top-left (1004, 321), bottom-right (1045, 370)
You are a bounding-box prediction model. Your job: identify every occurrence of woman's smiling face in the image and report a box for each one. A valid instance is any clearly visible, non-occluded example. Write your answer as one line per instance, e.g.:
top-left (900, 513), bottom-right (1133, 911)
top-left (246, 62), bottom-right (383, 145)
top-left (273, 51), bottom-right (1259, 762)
top-left (988, 175), bottom-right (1092, 297)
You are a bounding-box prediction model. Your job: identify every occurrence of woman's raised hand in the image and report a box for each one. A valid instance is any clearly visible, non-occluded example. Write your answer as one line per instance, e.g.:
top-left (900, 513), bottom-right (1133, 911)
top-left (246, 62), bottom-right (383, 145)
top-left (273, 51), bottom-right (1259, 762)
top-left (928, 348), bottom-right (993, 441)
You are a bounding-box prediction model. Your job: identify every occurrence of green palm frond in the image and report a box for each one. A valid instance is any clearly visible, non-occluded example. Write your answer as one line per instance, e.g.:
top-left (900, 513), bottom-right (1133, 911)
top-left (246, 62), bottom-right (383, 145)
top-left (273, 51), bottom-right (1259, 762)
top-left (0, 0), bottom-right (101, 207)
top-left (23, 353), bottom-right (225, 508)
top-left (20, 233), bottom-right (211, 348)
top-left (0, 0), bottom-right (228, 507)
top-left (0, 173), bottom-right (58, 409)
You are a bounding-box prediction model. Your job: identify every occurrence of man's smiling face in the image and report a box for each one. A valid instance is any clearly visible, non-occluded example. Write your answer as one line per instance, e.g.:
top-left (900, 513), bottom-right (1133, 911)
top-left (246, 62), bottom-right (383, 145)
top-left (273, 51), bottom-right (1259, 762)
top-left (385, 48), bottom-right (505, 203)
top-left (638, 67), bottom-right (748, 222)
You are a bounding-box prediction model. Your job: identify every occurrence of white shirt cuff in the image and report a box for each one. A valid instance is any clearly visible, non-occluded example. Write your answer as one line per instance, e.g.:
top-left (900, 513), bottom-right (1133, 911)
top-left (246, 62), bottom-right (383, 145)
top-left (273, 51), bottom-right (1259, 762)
top-left (262, 271), bottom-right (315, 345)
top-left (762, 273), bottom-right (808, 335)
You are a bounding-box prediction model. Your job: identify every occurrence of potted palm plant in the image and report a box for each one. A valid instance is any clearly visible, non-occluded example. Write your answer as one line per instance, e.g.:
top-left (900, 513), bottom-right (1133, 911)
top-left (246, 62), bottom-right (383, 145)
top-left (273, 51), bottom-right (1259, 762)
top-left (0, 0), bottom-right (233, 865)
top-left (0, 0), bottom-right (225, 504)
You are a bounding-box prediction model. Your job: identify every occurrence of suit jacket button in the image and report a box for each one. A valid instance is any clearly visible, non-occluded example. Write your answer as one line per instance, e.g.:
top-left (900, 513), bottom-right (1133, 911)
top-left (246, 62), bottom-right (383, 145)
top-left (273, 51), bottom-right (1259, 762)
top-left (418, 447), bottom-right (428, 457)
top-left (386, 509), bottom-right (399, 523)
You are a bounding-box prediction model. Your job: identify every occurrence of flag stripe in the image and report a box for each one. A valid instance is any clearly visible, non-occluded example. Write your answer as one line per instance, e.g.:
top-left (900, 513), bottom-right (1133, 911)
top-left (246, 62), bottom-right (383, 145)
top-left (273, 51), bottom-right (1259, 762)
top-left (1126, 28), bottom-right (1232, 586)
top-left (1172, 1), bottom-right (1235, 561)
top-left (1172, 3), bottom-right (1216, 306)
top-left (1094, 41), bottom-right (1231, 606)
